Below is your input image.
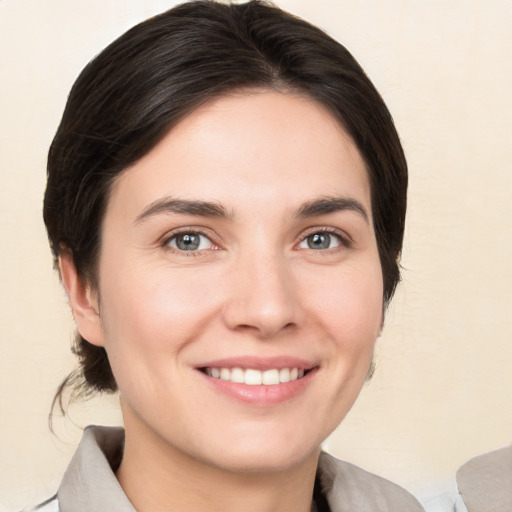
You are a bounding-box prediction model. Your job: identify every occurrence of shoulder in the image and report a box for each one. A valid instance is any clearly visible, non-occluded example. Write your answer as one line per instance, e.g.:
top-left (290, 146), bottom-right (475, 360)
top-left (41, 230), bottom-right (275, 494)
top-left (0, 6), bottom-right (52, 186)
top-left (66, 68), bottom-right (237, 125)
top-left (456, 446), bottom-right (512, 512)
top-left (457, 445), bottom-right (512, 480)
top-left (318, 452), bottom-right (425, 512)
top-left (20, 495), bottom-right (59, 512)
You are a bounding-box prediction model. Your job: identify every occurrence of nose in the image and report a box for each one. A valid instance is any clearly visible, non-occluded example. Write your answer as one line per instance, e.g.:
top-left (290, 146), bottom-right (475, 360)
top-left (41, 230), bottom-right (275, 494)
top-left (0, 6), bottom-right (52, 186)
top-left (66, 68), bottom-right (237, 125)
top-left (222, 251), bottom-right (302, 339)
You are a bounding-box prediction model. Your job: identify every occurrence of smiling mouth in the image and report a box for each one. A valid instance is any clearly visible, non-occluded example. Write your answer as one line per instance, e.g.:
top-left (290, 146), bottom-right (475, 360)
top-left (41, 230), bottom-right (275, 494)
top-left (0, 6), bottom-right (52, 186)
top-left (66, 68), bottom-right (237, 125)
top-left (200, 367), bottom-right (311, 386)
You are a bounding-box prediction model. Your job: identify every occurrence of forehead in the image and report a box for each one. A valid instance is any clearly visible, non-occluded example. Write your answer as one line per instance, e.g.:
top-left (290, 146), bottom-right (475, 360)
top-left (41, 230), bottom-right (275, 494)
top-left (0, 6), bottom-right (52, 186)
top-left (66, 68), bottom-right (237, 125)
top-left (107, 90), bottom-right (371, 219)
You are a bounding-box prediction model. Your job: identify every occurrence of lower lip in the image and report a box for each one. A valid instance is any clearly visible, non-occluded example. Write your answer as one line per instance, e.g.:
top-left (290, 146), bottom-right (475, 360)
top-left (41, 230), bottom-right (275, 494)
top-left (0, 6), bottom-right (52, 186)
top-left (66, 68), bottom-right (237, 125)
top-left (198, 368), bottom-right (318, 406)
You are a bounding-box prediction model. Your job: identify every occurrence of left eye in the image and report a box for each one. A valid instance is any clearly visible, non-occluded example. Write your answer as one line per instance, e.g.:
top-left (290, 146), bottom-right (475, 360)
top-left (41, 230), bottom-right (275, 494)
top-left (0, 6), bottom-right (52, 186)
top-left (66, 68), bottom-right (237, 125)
top-left (167, 232), bottom-right (214, 251)
top-left (298, 232), bottom-right (343, 250)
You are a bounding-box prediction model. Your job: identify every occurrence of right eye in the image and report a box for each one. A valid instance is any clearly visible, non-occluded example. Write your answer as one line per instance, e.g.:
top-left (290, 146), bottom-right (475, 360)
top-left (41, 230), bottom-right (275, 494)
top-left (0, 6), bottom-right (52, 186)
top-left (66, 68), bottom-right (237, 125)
top-left (166, 232), bottom-right (215, 252)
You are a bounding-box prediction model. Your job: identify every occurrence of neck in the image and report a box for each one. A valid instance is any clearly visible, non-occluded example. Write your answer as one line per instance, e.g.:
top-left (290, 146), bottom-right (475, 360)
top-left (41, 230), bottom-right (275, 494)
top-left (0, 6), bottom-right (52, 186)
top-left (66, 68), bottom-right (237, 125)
top-left (116, 409), bottom-right (319, 512)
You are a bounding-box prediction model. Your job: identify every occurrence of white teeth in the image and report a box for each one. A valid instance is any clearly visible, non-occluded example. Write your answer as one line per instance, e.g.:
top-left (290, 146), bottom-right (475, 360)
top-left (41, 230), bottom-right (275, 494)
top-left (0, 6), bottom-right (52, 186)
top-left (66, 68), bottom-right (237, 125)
top-left (262, 369), bottom-right (280, 385)
top-left (245, 369), bottom-right (262, 385)
top-left (231, 367), bottom-right (245, 383)
top-left (205, 367), bottom-right (306, 385)
top-left (279, 368), bottom-right (290, 383)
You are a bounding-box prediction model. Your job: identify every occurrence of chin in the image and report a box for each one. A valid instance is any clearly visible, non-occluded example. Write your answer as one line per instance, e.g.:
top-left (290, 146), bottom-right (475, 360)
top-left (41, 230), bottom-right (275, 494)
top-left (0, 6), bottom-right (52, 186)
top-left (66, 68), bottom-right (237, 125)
top-left (195, 426), bottom-right (325, 474)
top-left (214, 446), bottom-right (319, 474)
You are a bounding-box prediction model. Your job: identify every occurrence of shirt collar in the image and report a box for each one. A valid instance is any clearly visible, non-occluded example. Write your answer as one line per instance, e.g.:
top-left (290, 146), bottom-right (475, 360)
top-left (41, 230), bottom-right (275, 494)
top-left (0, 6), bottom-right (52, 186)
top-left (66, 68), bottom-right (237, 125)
top-left (57, 425), bottom-right (423, 511)
top-left (58, 425), bottom-right (135, 512)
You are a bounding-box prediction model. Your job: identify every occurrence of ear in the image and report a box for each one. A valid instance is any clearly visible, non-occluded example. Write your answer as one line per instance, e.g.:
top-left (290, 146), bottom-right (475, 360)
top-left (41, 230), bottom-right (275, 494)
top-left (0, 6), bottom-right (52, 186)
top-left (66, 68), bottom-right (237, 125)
top-left (59, 250), bottom-right (105, 347)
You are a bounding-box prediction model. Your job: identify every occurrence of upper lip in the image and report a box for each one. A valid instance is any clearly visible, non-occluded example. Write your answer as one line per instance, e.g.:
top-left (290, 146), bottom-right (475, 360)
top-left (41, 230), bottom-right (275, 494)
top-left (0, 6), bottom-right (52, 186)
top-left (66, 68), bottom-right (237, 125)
top-left (195, 356), bottom-right (318, 371)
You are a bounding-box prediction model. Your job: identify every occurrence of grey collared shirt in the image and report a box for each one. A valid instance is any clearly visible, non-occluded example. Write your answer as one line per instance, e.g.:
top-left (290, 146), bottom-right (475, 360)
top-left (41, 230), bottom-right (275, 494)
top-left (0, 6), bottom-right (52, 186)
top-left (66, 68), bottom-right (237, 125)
top-left (456, 446), bottom-right (512, 512)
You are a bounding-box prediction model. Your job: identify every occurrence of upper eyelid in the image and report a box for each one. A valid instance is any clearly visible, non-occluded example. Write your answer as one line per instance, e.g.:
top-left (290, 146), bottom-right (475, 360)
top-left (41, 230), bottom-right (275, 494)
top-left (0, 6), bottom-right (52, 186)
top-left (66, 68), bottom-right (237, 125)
top-left (161, 227), bottom-right (218, 247)
top-left (297, 226), bottom-right (352, 244)
top-left (158, 225), bottom-right (352, 249)
top-left (296, 230), bottom-right (353, 255)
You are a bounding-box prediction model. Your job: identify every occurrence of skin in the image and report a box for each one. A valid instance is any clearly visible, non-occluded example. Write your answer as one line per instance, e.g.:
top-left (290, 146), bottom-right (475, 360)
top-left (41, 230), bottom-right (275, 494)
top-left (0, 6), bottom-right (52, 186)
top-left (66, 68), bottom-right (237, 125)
top-left (60, 90), bottom-right (384, 512)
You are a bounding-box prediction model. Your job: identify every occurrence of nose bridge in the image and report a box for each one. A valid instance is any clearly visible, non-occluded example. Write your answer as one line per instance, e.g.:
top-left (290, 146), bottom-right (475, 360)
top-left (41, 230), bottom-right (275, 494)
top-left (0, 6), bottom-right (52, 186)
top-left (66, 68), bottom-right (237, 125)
top-left (223, 241), bottom-right (299, 337)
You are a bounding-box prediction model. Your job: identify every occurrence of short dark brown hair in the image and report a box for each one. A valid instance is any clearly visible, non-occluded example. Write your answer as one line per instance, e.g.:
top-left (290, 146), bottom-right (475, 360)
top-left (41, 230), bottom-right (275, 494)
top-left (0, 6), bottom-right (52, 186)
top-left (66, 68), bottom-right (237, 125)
top-left (44, 0), bottom-right (407, 403)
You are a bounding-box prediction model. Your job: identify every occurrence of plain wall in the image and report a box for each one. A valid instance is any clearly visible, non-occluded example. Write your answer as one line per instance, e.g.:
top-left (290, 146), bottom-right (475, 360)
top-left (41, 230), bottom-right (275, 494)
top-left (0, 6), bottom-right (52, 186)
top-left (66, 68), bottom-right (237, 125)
top-left (1, 1), bottom-right (511, 510)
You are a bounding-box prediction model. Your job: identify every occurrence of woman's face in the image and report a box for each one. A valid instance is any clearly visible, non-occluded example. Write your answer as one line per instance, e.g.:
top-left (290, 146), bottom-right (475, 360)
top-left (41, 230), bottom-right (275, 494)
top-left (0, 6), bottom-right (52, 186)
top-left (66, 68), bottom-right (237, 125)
top-left (79, 90), bottom-right (383, 472)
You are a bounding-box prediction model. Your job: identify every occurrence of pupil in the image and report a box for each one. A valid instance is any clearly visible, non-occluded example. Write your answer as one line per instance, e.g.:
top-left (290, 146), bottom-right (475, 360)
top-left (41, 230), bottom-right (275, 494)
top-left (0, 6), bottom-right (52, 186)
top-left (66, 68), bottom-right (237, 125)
top-left (308, 233), bottom-right (329, 250)
top-left (177, 234), bottom-right (199, 250)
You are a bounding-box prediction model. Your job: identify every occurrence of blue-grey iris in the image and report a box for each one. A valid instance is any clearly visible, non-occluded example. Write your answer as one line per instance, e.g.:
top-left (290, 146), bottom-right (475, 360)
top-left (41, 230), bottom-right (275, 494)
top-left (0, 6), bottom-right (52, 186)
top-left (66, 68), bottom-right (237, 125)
top-left (176, 233), bottom-right (200, 250)
top-left (308, 233), bottom-right (330, 250)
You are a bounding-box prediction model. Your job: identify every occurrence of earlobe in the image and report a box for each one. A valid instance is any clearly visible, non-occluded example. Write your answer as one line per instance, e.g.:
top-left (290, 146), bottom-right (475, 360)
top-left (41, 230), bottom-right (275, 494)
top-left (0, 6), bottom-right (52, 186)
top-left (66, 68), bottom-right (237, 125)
top-left (58, 251), bottom-right (105, 347)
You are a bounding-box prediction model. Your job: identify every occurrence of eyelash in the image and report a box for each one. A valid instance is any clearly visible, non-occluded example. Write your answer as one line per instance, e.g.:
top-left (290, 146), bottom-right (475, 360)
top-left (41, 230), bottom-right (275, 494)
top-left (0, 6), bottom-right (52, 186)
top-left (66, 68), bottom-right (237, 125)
top-left (162, 228), bottom-right (219, 257)
top-left (297, 227), bottom-right (352, 252)
top-left (161, 226), bottom-right (352, 256)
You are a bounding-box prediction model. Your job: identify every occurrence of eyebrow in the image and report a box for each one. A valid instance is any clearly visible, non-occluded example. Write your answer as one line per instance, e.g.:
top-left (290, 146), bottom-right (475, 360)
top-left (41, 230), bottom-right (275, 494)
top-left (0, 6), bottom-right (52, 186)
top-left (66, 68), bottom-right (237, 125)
top-left (295, 196), bottom-right (369, 223)
top-left (135, 195), bottom-right (369, 225)
top-left (135, 198), bottom-right (231, 224)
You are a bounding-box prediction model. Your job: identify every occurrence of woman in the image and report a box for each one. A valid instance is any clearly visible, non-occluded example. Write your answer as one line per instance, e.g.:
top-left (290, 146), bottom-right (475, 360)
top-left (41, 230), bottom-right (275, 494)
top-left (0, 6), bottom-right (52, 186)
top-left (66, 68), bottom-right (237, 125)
top-left (35, 1), bottom-right (423, 510)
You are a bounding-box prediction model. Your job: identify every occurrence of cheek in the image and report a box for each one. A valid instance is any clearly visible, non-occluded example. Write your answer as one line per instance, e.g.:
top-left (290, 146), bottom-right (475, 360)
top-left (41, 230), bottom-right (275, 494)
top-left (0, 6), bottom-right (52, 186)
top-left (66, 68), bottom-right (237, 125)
top-left (301, 259), bottom-right (383, 338)
top-left (302, 260), bottom-right (383, 403)
top-left (98, 263), bottom-right (221, 357)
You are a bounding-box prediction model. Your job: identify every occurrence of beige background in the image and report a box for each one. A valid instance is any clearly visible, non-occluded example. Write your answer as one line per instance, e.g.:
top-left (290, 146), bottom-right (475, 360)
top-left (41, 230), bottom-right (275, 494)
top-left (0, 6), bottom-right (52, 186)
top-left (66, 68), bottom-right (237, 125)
top-left (1, 1), bottom-right (511, 510)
